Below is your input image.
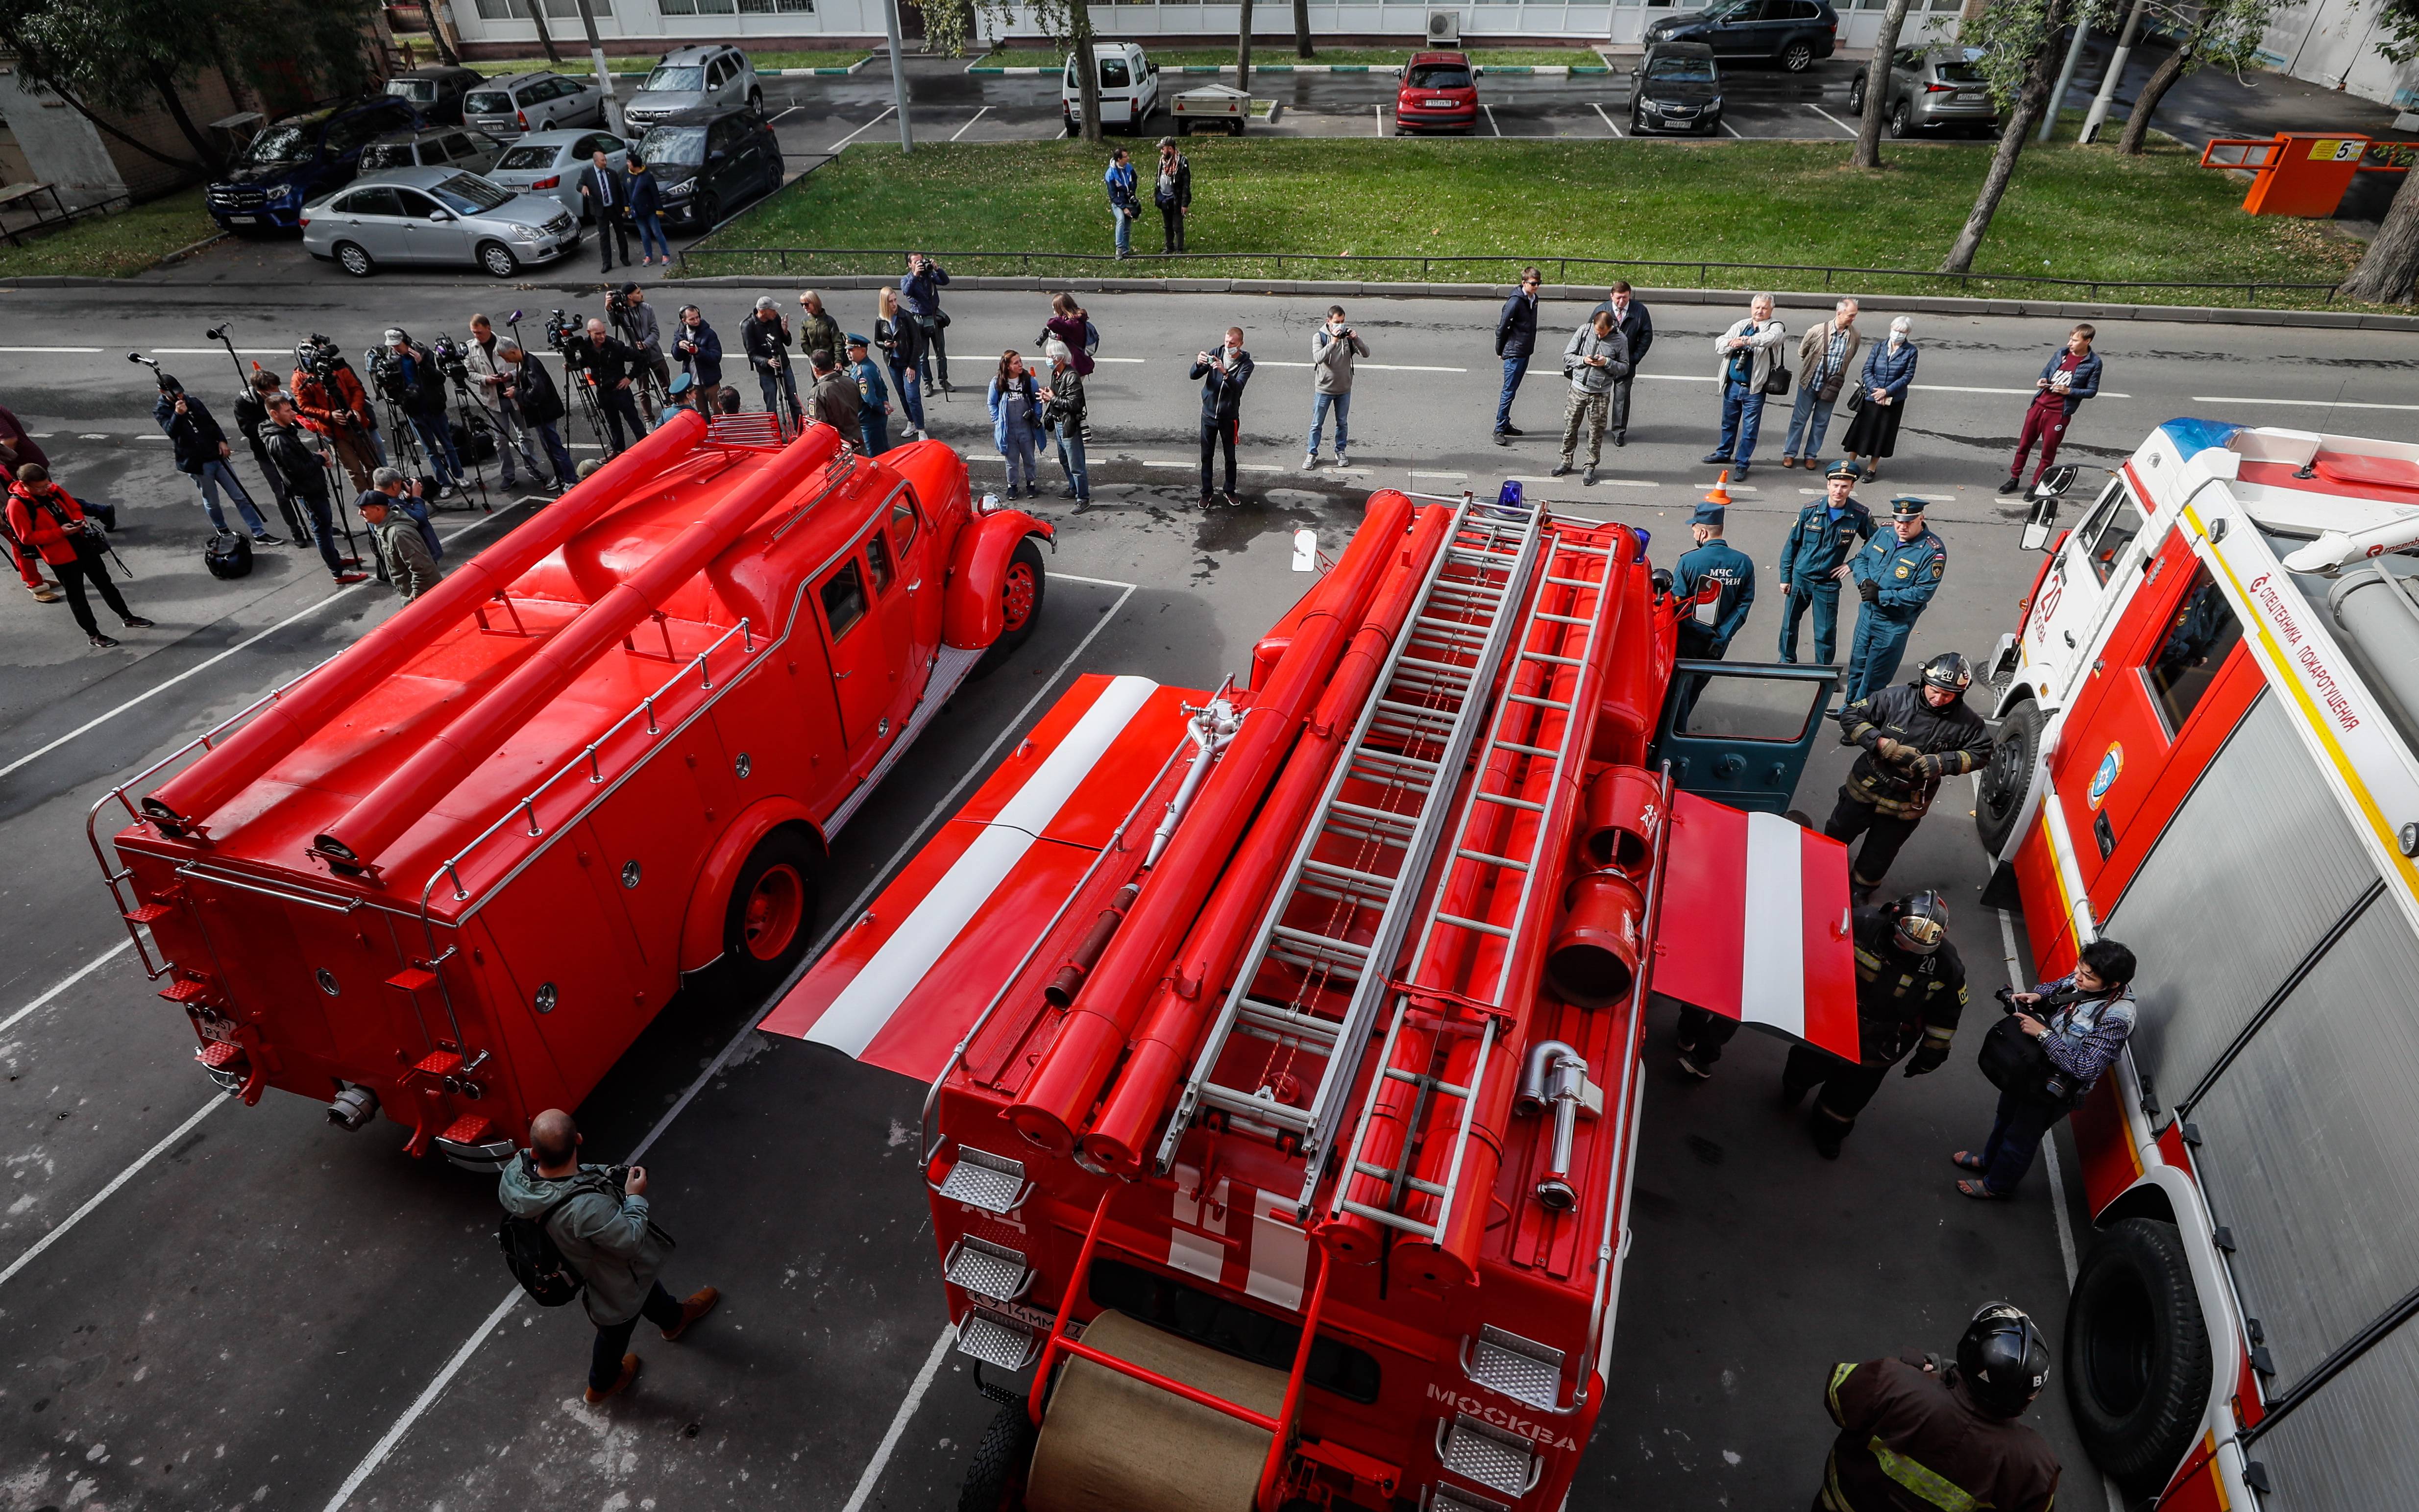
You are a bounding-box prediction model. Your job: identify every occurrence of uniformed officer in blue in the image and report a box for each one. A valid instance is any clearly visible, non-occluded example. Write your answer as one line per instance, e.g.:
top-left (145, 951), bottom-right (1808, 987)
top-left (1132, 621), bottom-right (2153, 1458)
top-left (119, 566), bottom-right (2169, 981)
top-left (1843, 495), bottom-right (1946, 704)
top-left (1672, 499), bottom-right (1755, 726)
top-left (1776, 460), bottom-right (1875, 668)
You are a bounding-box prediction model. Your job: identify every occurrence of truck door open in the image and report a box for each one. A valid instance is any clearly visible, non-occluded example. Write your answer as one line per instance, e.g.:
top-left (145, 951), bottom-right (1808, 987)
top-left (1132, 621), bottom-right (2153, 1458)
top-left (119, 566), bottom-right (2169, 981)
top-left (1649, 660), bottom-right (1838, 815)
top-left (2022, 476), bottom-right (2147, 701)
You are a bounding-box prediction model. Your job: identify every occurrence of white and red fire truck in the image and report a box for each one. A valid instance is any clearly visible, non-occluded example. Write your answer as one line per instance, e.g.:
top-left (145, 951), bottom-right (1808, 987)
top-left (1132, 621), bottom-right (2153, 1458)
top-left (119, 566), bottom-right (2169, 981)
top-left (769, 485), bottom-right (1867, 1512)
top-left (1978, 420), bottom-right (2419, 1509)
top-left (88, 412), bottom-right (1052, 1166)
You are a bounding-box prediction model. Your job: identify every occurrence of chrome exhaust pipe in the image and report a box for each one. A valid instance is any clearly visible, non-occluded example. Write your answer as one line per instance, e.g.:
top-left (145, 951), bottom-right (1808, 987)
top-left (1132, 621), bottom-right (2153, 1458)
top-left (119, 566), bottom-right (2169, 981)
top-left (1517, 1041), bottom-right (1588, 1211)
top-left (327, 1083), bottom-right (379, 1131)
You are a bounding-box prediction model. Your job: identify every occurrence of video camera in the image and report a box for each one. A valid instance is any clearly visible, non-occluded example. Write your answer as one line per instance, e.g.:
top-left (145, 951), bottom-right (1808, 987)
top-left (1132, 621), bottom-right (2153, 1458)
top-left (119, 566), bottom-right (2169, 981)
top-left (544, 308), bottom-right (585, 356)
top-left (296, 334), bottom-right (344, 382)
top-left (364, 343), bottom-right (413, 404)
top-left (429, 333), bottom-right (473, 388)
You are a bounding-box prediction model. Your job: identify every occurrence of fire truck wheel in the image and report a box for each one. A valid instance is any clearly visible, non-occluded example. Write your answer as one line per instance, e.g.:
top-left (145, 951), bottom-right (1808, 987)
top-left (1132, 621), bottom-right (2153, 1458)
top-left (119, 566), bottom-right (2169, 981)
top-left (2064, 1217), bottom-right (2212, 1493)
top-left (957, 1400), bottom-right (1038, 1512)
top-left (1975, 701), bottom-right (2045, 857)
top-left (974, 537), bottom-right (1048, 679)
top-left (721, 826), bottom-right (821, 993)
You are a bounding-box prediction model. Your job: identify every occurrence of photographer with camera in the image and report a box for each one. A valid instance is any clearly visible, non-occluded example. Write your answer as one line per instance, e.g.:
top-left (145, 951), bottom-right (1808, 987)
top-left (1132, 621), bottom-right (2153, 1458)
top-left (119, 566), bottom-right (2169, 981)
top-left (291, 337), bottom-right (384, 494)
top-left (498, 341), bottom-right (578, 489)
top-left (569, 318), bottom-right (646, 457)
top-left (464, 314), bottom-right (544, 492)
top-left (900, 252), bottom-right (951, 393)
top-left (498, 1108), bottom-right (722, 1404)
top-left (673, 304), bottom-right (723, 417)
top-left (378, 330), bottom-right (466, 497)
top-left (266, 397), bottom-right (368, 586)
top-left (610, 284), bottom-right (671, 406)
top-left (742, 297), bottom-right (800, 424)
top-left (1955, 940), bottom-right (2138, 1201)
top-left (6, 464), bottom-right (153, 650)
top-left (151, 375), bottom-right (279, 543)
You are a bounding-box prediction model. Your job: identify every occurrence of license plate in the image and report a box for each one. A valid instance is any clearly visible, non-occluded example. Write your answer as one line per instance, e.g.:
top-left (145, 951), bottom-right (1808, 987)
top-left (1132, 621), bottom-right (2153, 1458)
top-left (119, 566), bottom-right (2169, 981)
top-left (1956, 91), bottom-right (1983, 103)
top-left (196, 1017), bottom-right (236, 1044)
top-left (229, 215), bottom-right (259, 224)
top-left (1424, 99), bottom-right (1456, 108)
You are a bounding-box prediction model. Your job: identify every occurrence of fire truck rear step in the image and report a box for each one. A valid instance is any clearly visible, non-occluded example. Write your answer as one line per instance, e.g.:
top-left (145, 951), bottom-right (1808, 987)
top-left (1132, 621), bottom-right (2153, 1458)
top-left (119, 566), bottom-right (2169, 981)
top-left (955, 1306), bottom-right (1044, 1371)
top-left (1154, 491), bottom-right (1550, 1191)
top-left (1428, 1487), bottom-right (1512, 1512)
top-left (1438, 1414), bottom-right (1544, 1498)
top-left (1464, 1324), bottom-right (1567, 1410)
top-left (934, 1146), bottom-right (1032, 1214)
top-left (943, 1235), bottom-right (1035, 1303)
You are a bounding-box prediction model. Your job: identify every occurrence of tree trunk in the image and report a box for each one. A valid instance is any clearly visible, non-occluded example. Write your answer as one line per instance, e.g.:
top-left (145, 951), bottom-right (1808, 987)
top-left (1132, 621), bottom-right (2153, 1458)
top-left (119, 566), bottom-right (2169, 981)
top-left (1238, 0), bottom-right (1254, 91)
top-left (1938, 0), bottom-right (2069, 275)
top-left (2115, 25), bottom-right (2197, 156)
top-left (2341, 166), bottom-right (2419, 304)
top-left (1853, 0), bottom-right (1914, 170)
top-left (147, 64), bottom-right (226, 173)
top-left (524, 0), bottom-right (562, 64)
top-left (1075, 0), bottom-right (1102, 143)
top-left (1295, 0), bottom-right (1314, 58)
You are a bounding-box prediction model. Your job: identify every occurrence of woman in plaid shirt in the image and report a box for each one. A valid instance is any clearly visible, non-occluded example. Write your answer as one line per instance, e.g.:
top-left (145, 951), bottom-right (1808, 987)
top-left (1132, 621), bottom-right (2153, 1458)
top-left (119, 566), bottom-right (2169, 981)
top-left (1955, 937), bottom-right (2138, 1199)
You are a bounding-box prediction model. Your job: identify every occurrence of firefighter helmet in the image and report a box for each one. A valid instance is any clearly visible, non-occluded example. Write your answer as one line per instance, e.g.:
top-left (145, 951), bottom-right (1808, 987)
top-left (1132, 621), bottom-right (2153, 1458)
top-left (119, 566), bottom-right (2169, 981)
top-left (1921, 653), bottom-right (1974, 696)
top-left (1889, 890), bottom-right (1950, 956)
top-left (1955, 1302), bottom-right (2051, 1418)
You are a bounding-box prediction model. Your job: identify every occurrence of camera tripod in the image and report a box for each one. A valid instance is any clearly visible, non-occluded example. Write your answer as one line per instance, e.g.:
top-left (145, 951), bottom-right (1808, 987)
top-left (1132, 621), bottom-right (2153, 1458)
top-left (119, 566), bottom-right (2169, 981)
top-left (607, 303), bottom-right (669, 421)
top-left (204, 323), bottom-right (314, 543)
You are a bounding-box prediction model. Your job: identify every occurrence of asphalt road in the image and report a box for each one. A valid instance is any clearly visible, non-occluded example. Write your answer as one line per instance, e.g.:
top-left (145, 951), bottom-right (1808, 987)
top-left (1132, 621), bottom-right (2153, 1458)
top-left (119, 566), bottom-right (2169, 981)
top-left (1, 282), bottom-right (2415, 1511)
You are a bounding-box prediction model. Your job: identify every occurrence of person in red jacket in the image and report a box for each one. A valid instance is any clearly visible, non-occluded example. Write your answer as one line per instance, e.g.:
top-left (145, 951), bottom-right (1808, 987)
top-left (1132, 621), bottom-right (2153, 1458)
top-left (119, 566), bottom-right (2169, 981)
top-left (291, 341), bottom-right (383, 494)
top-left (6, 465), bottom-right (152, 649)
top-left (0, 403), bottom-right (62, 601)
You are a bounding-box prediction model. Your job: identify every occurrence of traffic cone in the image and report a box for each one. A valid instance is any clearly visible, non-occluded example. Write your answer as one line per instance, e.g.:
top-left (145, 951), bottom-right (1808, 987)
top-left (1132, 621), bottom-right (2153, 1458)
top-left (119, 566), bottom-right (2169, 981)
top-left (1704, 470), bottom-right (1734, 507)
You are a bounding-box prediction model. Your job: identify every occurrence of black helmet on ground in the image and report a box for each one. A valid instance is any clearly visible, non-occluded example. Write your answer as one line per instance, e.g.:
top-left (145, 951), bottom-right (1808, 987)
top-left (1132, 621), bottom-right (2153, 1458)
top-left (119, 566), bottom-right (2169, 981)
top-left (1922, 652), bottom-right (1974, 695)
top-left (1955, 1302), bottom-right (2051, 1418)
top-left (1887, 889), bottom-right (1950, 956)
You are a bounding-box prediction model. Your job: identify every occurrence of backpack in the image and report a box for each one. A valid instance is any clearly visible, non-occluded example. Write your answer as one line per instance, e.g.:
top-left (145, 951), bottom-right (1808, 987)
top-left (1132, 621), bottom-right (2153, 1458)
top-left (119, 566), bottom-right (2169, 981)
top-left (497, 1179), bottom-right (601, 1307)
top-left (203, 530), bottom-right (253, 580)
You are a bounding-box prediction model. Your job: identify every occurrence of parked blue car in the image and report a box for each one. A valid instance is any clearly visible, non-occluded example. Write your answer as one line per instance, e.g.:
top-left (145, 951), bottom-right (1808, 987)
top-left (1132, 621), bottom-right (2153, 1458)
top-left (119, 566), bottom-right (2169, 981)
top-left (206, 95), bottom-right (422, 233)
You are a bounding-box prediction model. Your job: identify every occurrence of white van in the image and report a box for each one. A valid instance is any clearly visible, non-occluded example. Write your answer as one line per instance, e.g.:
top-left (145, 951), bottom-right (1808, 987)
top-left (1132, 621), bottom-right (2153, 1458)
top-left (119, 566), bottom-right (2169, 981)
top-left (1062, 42), bottom-right (1162, 135)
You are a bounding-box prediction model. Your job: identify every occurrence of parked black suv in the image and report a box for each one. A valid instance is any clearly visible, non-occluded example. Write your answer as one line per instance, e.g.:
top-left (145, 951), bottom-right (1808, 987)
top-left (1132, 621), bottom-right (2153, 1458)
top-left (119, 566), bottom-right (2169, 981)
top-left (385, 65), bottom-right (486, 125)
top-left (1644, 0), bottom-right (1838, 72)
top-left (633, 107), bottom-right (782, 230)
top-left (206, 96), bottom-right (421, 232)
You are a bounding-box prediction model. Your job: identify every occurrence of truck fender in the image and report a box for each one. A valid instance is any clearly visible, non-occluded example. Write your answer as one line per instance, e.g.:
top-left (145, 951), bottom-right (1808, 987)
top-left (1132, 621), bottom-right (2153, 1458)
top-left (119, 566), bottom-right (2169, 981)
top-left (945, 509), bottom-right (1055, 651)
top-left (678, 796), bottom-right (824, 974)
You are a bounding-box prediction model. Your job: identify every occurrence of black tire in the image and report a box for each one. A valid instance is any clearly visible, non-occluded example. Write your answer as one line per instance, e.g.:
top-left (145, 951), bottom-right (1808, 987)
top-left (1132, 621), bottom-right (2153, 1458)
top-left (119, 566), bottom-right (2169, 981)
top-left (957, 1401), bottom-right (1038, 1512)
top-left (697, 192), bottom-right (723, 229)
top-left (1890, 99), bottom-right (1911, 139)
top-left (973, 536), bottom-right (1048, 679)
top-left (748, 87), bottom-right (764, 111)
top-left (1846, 77), bottom-right (1864, 113)
top-left (1975, 700), bottom-right (2045, 858)
top-left (1630, 108), bottom-right (1645, 134)
top-left (1177, 119), bottom-right (1193, 136)
top-left (2065, 1218), bottom-right (2212, 1494)
top-left (717, 825), bottom-right (821, 997)
top-left (333, 241), bottom-right (375, 277)
top-left (476, 240), bottom-right (521, 278)
top-left (1780, 39), bottom-right (1815, 72)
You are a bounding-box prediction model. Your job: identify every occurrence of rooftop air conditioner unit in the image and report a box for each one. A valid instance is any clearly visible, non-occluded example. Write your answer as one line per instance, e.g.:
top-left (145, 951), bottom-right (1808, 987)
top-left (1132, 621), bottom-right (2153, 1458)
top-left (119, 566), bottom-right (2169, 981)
top-left (1427, 10), bottom-right (1462, 46)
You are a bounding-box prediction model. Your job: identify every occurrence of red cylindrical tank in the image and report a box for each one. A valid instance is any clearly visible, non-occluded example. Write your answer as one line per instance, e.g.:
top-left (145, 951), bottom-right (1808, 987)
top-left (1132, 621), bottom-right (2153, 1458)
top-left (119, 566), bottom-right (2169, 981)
top-left (144, 411), bottom-right (713, 833)
top-left (1544, 867), bottom-right (1647, 1009)
top-left (1006, 493), bottom-right (1415, 1155)
top-left (1079, 505), bottom-right (1453, 1174)
top-left (1578, 765), bottom-right (1661, 871)
top-left (312, 425), bottom-right (842, 873)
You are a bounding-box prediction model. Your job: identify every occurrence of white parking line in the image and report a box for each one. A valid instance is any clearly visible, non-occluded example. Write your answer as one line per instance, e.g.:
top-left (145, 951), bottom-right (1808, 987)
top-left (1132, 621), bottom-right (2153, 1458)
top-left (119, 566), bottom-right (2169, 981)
top-left (0, 510), bottom-right (514, 782)
top-left (951, 105), bottom-right (991, 141)
top-left (1720, 119), bottom-right (1744, 138)
top-left (0, 939), bottom-right (133, 1038)
top-left (1806, 103), bottom-right (1857, 136)
top-left (827, 105), bottom-right (896, 154)
top-left (765, 105), bottom-right (802, 126)
top-left (0, 346), bottom-right (102, 353)
top-left (1374, 104), bottom-right (1386, 136)
top-left (1593, 102), bottom-right (1624, 137)
top-left (1483, 103), bottom-right (1503, 137)
top-left (324, 577), bottom-right (1142, 1512)
top-left (0, 1094), bottom-right (225, 1294)
top-left (838, 1323), bottom-right (957, 1512)
top-left (2192, 395), bottom-right (2419, 411)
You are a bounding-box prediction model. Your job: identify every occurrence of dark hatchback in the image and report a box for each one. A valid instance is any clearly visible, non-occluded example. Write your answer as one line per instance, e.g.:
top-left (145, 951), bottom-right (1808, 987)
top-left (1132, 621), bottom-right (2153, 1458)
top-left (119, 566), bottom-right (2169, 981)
top-left (1644, 0), bottom-right (1839, 72)
top-left (634, 107), bottom-right (782, 229)
top-left (384, 65), bottom-right (486, 125)
top-left (1630, 42), bottom-right (1723, 134)
top-left (206, 96), bottom-right (421, 232)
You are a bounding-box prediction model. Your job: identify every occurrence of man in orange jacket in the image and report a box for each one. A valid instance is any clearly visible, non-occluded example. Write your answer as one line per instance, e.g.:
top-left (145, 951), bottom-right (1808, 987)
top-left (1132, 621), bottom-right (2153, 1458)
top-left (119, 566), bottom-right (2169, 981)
top-left (5, 465), bottom-right (152, 649)
top-left (291, 339), bottom-right (383, 494)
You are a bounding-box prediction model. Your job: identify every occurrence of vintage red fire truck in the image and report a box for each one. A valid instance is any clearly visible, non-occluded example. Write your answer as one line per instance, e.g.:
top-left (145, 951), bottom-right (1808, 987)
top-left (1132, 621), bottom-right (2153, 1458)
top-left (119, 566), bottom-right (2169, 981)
top-left (769, 485), bottom-right (1866, 1511)
top-left (88, 412), bottom-right (1052, 1167)
top-left (1977, 420), bottom-right (2419, 1510)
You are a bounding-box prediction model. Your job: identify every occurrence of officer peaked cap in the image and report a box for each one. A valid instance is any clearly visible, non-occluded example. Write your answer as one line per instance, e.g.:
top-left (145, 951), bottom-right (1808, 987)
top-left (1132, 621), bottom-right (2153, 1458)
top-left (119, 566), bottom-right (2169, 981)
top-left (1889, 496), bottom-right (1928, 518)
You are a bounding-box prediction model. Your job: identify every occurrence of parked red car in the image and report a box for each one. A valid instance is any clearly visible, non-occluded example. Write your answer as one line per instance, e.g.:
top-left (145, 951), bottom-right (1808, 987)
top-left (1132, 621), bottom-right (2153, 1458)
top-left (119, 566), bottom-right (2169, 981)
top-left (1394, 50), bottom-right (1478, 134)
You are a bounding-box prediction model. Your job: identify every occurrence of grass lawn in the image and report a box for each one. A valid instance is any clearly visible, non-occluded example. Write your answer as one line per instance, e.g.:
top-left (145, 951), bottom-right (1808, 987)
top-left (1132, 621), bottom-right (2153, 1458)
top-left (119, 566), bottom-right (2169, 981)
top-left (0, 189), bottom-right (219, 279)
top-left (974, 47), bottom-right (1600, 69)
top-left (684, 137), bottom-right (2367, 310)
top-left (465, 50), bottom-right (867, 75)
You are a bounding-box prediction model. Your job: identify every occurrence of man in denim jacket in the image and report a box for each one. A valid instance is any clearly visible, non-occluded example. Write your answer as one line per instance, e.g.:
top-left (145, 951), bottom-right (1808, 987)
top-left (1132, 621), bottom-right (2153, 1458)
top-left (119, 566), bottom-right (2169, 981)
top-left (1955, 938), bottom-right (2137, 1200)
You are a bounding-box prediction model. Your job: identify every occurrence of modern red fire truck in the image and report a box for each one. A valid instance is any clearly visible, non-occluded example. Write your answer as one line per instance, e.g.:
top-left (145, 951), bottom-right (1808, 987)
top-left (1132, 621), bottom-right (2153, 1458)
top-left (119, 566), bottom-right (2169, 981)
top-left (769, 485), bottom-right (1865, 1512)
top-left (88, 412), bottom-right (1052, 1167)
top-left (1978, 420), bottom-right (2419, 1510)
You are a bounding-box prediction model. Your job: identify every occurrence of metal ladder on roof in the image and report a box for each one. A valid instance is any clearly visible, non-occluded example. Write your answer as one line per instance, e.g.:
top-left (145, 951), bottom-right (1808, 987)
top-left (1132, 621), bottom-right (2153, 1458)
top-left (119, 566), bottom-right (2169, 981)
top-left (1326, 526), bottom-right (1620, 1249)
top-left (1152, 491), bottom-right (1548, 1213)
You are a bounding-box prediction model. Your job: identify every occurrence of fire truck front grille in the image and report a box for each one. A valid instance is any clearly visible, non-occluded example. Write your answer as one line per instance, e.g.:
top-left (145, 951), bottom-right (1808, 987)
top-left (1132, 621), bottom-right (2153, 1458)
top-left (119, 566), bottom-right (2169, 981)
top-left (943, 1236), bottom-right (1032, 1303)
top-left (936, 1147), bottom-right (1029, 1214)
top-left (1428, 1487), bottom-right (1510, 1512)
top-left (1467, 1325), bottom-right (1565, 1410)
top-left (954, 1307), bottom-right (1040, 1370)
top-left (1440, 1414), bottom-right (1539, 1498)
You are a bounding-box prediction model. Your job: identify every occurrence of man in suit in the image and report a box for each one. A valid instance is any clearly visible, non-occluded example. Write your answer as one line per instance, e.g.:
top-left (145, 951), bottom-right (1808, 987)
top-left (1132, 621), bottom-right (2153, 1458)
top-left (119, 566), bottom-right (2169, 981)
top-left (1190, 326), bottom-right (1254, 508)
top-left (1588, 282), bottom-right (1654, 448)
top-left (579, 149), bottom-right (631, 274)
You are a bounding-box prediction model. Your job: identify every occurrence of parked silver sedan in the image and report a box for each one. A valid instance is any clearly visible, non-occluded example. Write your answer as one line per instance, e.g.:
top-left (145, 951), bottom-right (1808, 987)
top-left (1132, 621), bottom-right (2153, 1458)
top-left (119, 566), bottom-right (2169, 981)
top-left (301, 166), bottom-right (579, 278)
top-left (483, 128), bottom-right (634, 224)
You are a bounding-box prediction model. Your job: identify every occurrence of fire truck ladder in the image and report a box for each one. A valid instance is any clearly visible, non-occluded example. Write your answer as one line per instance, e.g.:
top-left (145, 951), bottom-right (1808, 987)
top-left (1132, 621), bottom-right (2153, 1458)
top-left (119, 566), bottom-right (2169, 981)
top-left (1327, 525), bottom-right (1619, 1254)
top-left (1153, 490), bottom-right (1548, 1213)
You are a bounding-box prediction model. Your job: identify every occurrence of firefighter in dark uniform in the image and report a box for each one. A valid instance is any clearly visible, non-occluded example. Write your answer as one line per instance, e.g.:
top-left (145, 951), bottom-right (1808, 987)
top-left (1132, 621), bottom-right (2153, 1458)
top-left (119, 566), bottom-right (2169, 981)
top-left (1781, 891), bottom-right (1966, 1159)
top-left (1815, 1302), bottom-right (2060, 1512)
top-left (1777, 460), bottom-right (1875, 667)
top-left (1826, 652), bottom-right (1992, 902)
top-left (1843, 495), bottom-right (1947, 704)
top-left (1672, 498), bottom-right (1755, 727)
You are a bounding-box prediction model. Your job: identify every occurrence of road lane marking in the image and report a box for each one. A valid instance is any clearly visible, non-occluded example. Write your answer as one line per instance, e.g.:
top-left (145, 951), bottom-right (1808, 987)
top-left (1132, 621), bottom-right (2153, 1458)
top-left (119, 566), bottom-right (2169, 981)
top-left (838, 1322), bottom-right (958, 1512)
top-left (1374, 104), bottom-right (1386, 135)
top-left (765, 105), bottom-right (802, 125)
top-left (0, 510), bottom-right (515, 782)
top-left (1594, 102), bottom-right (1624, 137)
top-left (827, 105), bottom-right (896, 153)
top-left (0, 939), bottom-right (134, 1038)
top-left (1483, 103), bottom-right (1503, 137)
top-left (323, 576), bottom-right (1141, 1510)
top-left (951, 105), bottom-right (991, 141)
top-left (1721, 118), bottom-right (1744, 138)
top-left (1252, 361), bottom-right (1466, 373)
top-left (1806, 103), bottom-right (1857, 136)
top-left (0, 1094), bottom-right (225, 1293)
top-left (1921, 384), bottom-right (2132, 398)
top-left (2191, 395), bottom-right (2419, 411)
top-left (0, 347), bottom-right (102, 353)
